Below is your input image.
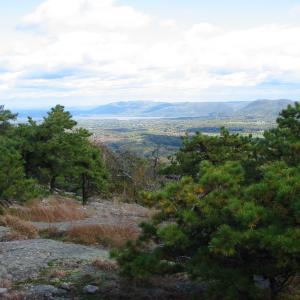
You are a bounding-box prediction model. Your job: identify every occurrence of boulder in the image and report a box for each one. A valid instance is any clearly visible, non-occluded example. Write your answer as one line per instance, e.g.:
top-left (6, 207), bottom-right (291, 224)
top-left (28, 284), bottom-right (67, 298)
top-left (0, 288), bottom-right (8, 295)
top-left (83, 284), bottom-right (99, 294)
top-left (59, 282), bottom-right (72, 291)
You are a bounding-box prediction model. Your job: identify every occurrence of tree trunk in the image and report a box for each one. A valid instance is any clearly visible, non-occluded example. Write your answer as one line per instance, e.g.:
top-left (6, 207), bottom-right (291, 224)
top-left (50, 176), bottom-right (56, 193)
top-left (270, 278), bottom-right (278, 300)
top-left (82, 173), bottom-right (88, 205)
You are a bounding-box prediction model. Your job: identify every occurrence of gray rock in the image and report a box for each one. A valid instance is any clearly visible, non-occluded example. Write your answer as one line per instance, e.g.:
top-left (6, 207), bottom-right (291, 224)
top-left (27, 284), bottom-right (67, 299)
top-left (29, 284), bottom-right (58, 294)
top-left (0, 226), bottom-right (10, 241)
top-left (55, 289), bottom-right (68, 296)
top-left (254, 275), bottom-right (270, 289)
top-left (83, 285), bottom-right (99, 294)
top-left (59, 282), bottom-right (72, 291)
top-left (32, 199), bottom-right (148, 232)
top-left (0, 239), bottom-right (108, 282)
top-left (0, 288), bottom-right (8, 295)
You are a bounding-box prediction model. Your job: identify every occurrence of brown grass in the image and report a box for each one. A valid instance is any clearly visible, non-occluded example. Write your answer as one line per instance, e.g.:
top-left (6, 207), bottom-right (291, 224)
top-left (0, 215), bottom-right (38, 240)
top-left (281, 276), bottom-right (300, 300)
top-left (48, 269), bottom-right (67, 279)
top-left (3, 292), bottom-right (26, 300)
top-left (0, 280), bottom-right (12, 289)
top-left (39, 226), bottom-right (64, 239)
top-left (9, 196), bottom-right (87, 223)
top-left (66, 223), bottom-right (139, 248)
top-left (92, 259), bottom-right (119, 272)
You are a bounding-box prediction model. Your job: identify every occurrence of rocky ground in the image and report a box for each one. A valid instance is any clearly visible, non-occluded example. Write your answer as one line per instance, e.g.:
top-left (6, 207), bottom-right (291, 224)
top-left (0, 198), bottom-right (202, 299)
top-left (31, 199), bottom-right (150, 232)
top-left (0, 239), bottom-right (107, 282)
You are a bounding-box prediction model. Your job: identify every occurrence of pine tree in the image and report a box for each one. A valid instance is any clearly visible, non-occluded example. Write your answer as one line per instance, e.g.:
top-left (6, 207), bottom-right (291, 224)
top-left (113, 103), bottom-right (300, 300)
top-left (0, 105), bottom-right (17, 134)
top-left (14, 105), bottom-right (109, 203)
top-left (163, 127), bottom-right (260, 182)
top-left (0, 137), bottom-right (38, 203)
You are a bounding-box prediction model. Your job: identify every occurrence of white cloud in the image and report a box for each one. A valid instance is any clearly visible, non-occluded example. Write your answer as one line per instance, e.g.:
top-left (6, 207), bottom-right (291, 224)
top-left (160, 19), bottom-right (177, 29)
top-left (1, 0), bottom-right (300, 107)
top-left (289, 4), bottom-right (300, 17)
top-left (22, 0), bottom-right (151, 31)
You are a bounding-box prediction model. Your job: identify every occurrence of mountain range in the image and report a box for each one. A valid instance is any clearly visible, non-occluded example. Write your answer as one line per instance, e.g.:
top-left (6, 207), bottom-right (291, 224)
top-left (15, 99), bottom-right (295, 120)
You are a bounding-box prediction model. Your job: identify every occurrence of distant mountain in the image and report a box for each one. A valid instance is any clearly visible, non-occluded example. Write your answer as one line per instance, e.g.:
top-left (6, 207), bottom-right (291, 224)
top-left (235, 99), bottom-right (294, 119)
top-left (12, 99), bottom-right (296, 120)
top-left (79, 101), bottom-right (246, 118)
top-left (84, 101), bottom-right (160, 116)
top-left (142, 102), bottom-right (234, 117)
top-left (80, 99), bottom-right (294, 119)
top-left (16, 109), bottom-right (48, 119)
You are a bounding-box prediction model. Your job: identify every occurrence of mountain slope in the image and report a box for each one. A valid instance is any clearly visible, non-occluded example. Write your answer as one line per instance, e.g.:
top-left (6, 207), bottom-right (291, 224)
top-left (142, 102), bottom-right (234, 117)
top-left (235, 99), bottom-right (294, 119)
top-left (85, 101), bottom-right (162, 116)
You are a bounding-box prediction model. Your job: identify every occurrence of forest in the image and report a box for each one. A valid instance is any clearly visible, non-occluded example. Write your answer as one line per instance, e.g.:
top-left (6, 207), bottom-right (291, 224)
top-left (0, 103), bottom-right (300, 299)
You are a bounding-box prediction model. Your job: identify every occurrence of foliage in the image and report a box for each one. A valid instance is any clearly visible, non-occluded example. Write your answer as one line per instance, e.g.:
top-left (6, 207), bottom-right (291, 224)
top-left (263, 102), bottom-right (300, 166)
top-left (113, 103), bottom-right (300, 299)
top-left (164, 127), bottom-right (261, 183)
top-left (0, 105), bottom-right (17, 134)
top-left (0, 138), bottom-right (38, 201)
top-left (0, 107), bottom-right (39, 203)
top-left (97, 143), bottom-right (162, 202)
top-left (0, 105), bottom-right (109, 204)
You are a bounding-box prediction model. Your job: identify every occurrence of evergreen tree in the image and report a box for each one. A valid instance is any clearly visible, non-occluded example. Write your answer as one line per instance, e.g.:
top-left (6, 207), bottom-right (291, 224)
top-left (263, 102), bottom-right (300, 166)
top-left (0, 105), bottom-right (17, 134)
top-left (0, 106), bottom-right (38, 203)
top-left (0, 138), bottom-right (38, 202)
top-left (14, 105), bottom-right (109, 203)
top-left (164, 128), bottom-right (260, 182)
top-left (113, 103), bottom-right (300, 300)
top-left (14, 118), bottom-right (40, 178)
top-left (0, 104), bottom-right (109, 204)
top-left (72, 136), bottom-right (109, 204)
top-left (38, 105), bottom-right (78, 191)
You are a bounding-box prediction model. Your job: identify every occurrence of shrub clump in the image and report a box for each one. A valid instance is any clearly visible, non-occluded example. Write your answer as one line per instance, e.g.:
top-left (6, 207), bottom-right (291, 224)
top-left (0, 215), bottom-right (38, 240)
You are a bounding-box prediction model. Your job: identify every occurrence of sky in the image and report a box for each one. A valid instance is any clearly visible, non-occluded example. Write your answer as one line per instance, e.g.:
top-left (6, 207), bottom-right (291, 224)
top-left (1, 0), bottom-right (300, 108)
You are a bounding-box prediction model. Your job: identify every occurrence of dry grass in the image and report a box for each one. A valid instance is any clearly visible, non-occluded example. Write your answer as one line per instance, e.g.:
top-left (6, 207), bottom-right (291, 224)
top-left (9, 196), bottom-right (87, 223)
top-left (281, 277), bottom-right (300, 300)
top-left (39, 226), bottom-right (64, 239)
top-left (0, 215), bottom-right (38, 240)
top-left (0, 280), bottom-right (12, 289)
top-left (66, 223), bottom-right (139, 248)
top-left (3, 292), bottom-right (26, 300)
top-left (48, 269), bottom-right (67, 279)
top-left (117, 202), bottom-right (154, 218)
top-left (92, 259), bottom-right (119, 272)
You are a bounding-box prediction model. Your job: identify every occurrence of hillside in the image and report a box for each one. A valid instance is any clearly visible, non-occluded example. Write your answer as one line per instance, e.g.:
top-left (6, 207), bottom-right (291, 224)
top-left (235, 99), bottom-right (294, 119)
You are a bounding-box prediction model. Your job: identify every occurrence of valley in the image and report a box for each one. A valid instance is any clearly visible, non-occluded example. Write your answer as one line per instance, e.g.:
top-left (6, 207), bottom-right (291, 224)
top-left (15, 99), bottom-right (290, 158)
top-left (77, 116), bottom-right (274, 158)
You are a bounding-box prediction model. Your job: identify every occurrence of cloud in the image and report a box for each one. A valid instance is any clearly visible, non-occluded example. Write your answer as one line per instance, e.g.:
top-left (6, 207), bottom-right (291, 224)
top-left (22, 0), bottom-right (151, 31)
top-left (289, 4), bottom-right (300, 17)
top-left (1, 0), bottom-right (300, 107)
